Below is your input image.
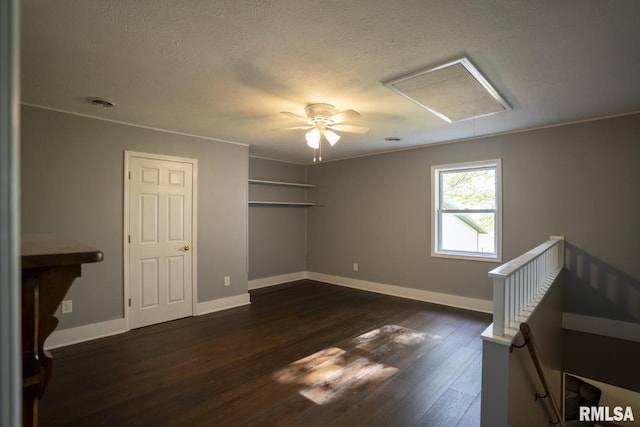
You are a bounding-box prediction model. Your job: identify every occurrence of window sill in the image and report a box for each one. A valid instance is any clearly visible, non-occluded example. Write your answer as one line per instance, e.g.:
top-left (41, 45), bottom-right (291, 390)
top-left (431, 251), bottom-right (501, 263)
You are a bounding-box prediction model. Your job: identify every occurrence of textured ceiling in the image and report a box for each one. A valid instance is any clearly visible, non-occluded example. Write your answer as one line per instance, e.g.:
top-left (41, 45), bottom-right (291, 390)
top-left (20, 0), bottom-right (640, 164)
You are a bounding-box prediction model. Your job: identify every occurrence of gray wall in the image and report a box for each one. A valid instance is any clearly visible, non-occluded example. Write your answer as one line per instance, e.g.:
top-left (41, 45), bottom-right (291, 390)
top-left (248, 157), bottom-right (309, 280)
top-left (307, 114), bottom-right (640, 307)
top-left (25, 103), bottom-right (640, 330)
top-left (563, 329), bottom-right (640, 394)
top-left (21, 105), bottom-right (249, 329)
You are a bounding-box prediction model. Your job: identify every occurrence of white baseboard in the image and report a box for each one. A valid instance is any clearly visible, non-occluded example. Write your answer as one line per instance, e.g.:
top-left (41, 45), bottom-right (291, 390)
top-left (562, 313), bottom-right (640, 343)
top-left (46, 293), bottom-right (252, 349)
top-left (45, 317), bottom-right (127, 350)
top-left (248, 271), bottom-right (308, 290)
top-left (307, 271), bottom-right (493, 314)
top-left (197, 292), bottom-right (251, 315)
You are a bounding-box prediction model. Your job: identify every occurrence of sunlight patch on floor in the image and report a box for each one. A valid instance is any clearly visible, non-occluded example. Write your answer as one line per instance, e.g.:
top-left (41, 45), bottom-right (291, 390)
top-left (272, 325), bottom-right (439, 405)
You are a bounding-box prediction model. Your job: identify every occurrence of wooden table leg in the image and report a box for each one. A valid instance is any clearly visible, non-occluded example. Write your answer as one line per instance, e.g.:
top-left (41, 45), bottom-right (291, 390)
top-left (36, 265), bottom-right (80, 395)
top-left (21, 234), bottom-right (103, 427)
top-left (22, 265), bottom-right (80, 426)
top-left (22, 273), bottom-right (45, 427)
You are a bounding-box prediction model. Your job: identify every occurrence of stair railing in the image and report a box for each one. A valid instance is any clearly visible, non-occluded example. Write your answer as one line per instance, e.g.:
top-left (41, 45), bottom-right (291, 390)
top-left (489, 236), bottom-right (564, 338)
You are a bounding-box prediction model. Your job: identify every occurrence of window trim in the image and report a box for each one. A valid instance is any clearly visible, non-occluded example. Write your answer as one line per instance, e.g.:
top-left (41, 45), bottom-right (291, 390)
top-left (431, 159), bottom-right (502, 262)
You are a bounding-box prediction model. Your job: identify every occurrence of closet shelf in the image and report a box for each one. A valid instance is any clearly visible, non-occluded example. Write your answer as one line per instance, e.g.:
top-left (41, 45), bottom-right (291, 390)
top-left (248, 179), bottom-right (315, 188)
top-left (248, 201), bottom-right (315, 207)
top-left (248, 178), bottom-right (315, 207)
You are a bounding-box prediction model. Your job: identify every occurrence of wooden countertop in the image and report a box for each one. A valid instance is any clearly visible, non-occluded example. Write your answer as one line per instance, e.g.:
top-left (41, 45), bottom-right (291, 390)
top-left (21, 233), bottom-right (104, 269)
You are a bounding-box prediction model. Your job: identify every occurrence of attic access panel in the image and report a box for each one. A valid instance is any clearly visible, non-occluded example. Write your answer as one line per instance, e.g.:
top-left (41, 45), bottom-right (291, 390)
top-left (384, 57), bottom-right (511, 122)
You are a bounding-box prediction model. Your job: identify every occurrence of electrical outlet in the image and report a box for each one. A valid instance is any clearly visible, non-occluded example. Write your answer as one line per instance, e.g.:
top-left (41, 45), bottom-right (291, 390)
top-left (353, 263), bottom-right (358, 272)
top-left (224, 276), bottom-right (231, 287)
top-left (61, 300), bottom-right (73, 314)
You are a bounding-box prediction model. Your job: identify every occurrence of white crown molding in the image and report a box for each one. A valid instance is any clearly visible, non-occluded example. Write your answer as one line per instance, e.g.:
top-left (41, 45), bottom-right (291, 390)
top-left (248, 155), bottom-right (308, 166)
top-left (306, 110), bottom-right (640, 166)
top-left (21, 103), bottom-right (250, 147)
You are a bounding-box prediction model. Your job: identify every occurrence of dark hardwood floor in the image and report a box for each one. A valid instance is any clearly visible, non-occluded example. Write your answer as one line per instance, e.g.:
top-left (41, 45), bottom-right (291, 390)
top-left (39, 280), bottom-right (491, 427)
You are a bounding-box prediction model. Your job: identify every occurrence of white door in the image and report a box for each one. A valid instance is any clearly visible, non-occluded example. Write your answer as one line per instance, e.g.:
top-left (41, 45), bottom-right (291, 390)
top-left (128, 154), bottom-right (195, 329)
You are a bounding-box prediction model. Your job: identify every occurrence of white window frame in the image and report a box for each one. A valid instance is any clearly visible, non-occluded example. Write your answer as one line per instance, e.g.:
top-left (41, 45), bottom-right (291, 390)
top-left (431, 159), bottom-right (502, 262)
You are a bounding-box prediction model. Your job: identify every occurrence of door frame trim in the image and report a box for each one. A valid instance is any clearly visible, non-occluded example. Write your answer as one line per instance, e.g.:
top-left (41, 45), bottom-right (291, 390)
top-left (123, 150), bottom-right (198, 331)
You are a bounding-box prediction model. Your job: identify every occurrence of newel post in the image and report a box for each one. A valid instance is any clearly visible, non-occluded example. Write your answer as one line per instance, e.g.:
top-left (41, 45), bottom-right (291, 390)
top-left (550, 235), bottom-right (565, 270)
top-left (492, 276), bottom-right (506, 337)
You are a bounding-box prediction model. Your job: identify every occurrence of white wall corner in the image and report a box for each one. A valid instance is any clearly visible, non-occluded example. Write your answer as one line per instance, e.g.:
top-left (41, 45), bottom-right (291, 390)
top-left (306, 271), bottom-right (493, 314)
top-left (197, 292), bottom-right (251, 316)
top-left (44, 317), bottom-right (128, 350)
top-left (248, 271), bottom-right (308, 290)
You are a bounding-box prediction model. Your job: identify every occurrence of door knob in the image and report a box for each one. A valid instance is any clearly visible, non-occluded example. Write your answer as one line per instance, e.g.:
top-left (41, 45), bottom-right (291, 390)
top-left (180, 244), bottom-right (190, 251)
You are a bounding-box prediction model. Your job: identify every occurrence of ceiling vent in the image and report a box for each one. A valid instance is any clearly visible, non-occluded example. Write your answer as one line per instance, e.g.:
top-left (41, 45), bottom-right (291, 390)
top-left (383, 57), bottom-right (511, 122)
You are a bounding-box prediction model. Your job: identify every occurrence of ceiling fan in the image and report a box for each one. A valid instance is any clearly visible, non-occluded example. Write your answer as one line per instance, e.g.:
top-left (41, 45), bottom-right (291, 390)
top-left (279, 103), bottom-right (369, 161)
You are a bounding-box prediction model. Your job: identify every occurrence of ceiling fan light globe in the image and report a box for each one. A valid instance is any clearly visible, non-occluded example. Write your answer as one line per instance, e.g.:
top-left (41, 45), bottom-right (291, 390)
top-left (306, 128), bottom-right (321, 149)
top-left (325, 130), bottom-right (341, 146)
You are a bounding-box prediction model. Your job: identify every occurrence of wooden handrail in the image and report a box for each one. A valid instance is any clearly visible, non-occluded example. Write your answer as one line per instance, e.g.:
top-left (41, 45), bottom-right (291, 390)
top-left (519, 322), bottom-right (564, 427)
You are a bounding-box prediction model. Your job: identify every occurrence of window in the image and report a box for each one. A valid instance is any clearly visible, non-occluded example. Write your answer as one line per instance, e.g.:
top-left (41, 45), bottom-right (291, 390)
top-left (431, 159), bottom-right (501, 261)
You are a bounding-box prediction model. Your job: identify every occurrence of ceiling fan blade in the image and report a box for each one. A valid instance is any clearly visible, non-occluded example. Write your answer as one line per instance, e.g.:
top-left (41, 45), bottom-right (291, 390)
top-left (329, 109), bottom-right (360, 124)
top-left (281, 111), bottom-right (309, 122)
top-left (275, 126), bottom-right (312, 131)
top-left (331, 124), bottom-right (370, 134)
